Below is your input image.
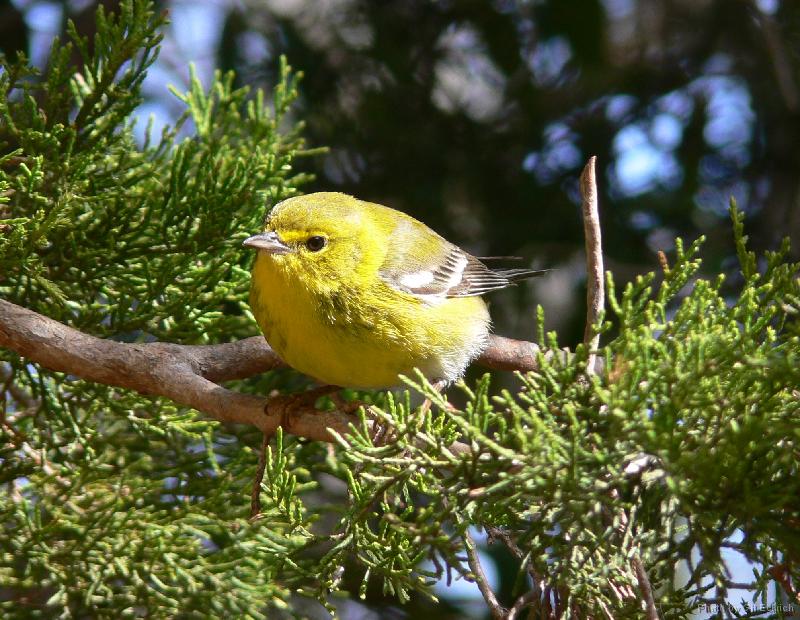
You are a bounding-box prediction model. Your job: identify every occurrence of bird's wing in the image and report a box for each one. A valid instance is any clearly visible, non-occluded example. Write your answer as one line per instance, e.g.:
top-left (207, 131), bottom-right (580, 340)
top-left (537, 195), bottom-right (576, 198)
top-left (378, 218), bottom-right (546, 299)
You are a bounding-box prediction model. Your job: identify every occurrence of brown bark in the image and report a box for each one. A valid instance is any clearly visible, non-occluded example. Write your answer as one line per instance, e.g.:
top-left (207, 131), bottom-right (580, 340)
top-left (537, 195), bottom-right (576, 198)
top-left (0, 297), bottom-right (548, 443)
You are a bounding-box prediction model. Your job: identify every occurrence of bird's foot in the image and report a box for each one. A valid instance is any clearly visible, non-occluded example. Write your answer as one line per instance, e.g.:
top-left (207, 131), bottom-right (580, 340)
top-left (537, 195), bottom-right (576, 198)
top-left (329, 391), bottom-right (368, 415)
top-left (264, 384), bottom-right (342, 430)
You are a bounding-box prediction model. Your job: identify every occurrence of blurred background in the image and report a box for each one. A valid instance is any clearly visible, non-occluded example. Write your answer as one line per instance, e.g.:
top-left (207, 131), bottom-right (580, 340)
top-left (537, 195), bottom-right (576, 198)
top-left (2, 0), bottom-right (798, 617)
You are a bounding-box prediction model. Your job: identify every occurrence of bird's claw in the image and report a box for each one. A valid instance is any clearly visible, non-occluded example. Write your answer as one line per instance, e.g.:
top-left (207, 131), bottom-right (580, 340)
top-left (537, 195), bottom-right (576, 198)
top-left (264, 384), bottom-right (345, 430)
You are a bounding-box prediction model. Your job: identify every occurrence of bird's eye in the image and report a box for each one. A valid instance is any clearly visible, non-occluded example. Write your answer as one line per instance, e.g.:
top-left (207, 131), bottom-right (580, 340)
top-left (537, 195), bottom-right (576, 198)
top-left (305, 235), bottom-right (327, 252)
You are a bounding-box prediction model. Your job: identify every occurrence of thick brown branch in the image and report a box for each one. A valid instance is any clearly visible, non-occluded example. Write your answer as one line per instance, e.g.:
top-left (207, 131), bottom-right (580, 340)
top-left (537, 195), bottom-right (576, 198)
top-left (0, 298), bottom-right (348, 442)
top-left (478, 334), bottom-right (552, 372)
top-left (177, 332), bottom-right (550, 379)
top-left (181, 337), bottom-right (285, 383)
top-left (0, 298), bottom-right (555, 443)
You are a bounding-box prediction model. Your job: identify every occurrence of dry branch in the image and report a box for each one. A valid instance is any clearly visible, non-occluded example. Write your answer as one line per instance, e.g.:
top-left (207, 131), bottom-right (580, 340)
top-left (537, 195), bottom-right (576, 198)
top-left (0, 297), bottom-right (550, 444)
top-left (633, 556), bottom-right (660, 620)
top-left (1, 297), bottom-right (353, 441)
top-left (580, 155), bottom-right (604, 375)
top-left (465, 529), bottom-right (506, 619)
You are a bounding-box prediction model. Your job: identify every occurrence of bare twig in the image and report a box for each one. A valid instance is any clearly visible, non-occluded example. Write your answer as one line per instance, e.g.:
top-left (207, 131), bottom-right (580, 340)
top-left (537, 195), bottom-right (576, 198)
top-left (486, 525), bottom-right (542, 593)
top-left (464, 529), bottom-right (506, 619)
top-left (753, 6), bottom-right (799, 112)
top-left (0, 362), bottom-right (39, 409)
top-left (632, 555), bottom-right (660, 620)
top-left (249, 432), bottom-right (271, 520)
top-left (608, 486), bottom-right (660, 618)
top-left (768, 563), bottom-right (800, 604)
top-left (507, 590), bottom-right (538, 620)
top-left (580, 156), bottom-right (604, 375)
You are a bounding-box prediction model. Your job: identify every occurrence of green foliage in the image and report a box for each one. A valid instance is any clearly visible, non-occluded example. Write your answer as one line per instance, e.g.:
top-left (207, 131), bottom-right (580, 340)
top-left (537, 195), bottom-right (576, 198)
top-left (317, 211), bottom-right (800, 618)
top-left (1, 0), bottom-right (317, 616)
top-left (2, 1), bottom-right (799, 618)
top-left (0, 2), bottom-right (309, 335)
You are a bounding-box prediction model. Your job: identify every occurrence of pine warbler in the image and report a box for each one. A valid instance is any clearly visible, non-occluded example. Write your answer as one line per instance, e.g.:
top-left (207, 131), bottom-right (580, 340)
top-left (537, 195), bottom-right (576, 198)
top-left (244, 192), bottom-right (545, 389)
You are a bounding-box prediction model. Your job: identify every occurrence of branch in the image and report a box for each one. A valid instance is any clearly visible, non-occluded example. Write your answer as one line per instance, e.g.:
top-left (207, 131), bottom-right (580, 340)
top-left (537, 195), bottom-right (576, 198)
top-left (2, 153), bottom-right (600, 446)
top-left (632, 555), bottom-right (660, 620)
top-left (580, 156), bottom-right (604, 375)
top-left (250, 432), bottom-right (271, 519)
top-left (754, 6), bottom-right (800, 112)
top-left (0, 362), bottom-right (39, 411)
top-left (0, 298), bottom-right (555, 444)
top-left (464, 529), bottom-right (506, 619)
top-left (486, 525), bottom-right (543, 595)
top-left (768, 563), bottom-right (800, 605)
top-left (478, 334), bottom-right (562, 372)
top-left (507, 591), bottom-right (539, 620)
top-left (0, 298), bottom-right (349, 442)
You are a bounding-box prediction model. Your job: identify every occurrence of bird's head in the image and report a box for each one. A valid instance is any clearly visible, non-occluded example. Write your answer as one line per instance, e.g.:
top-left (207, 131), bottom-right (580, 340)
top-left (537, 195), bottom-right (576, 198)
top-left (243, 192), bottom-right (383, 287)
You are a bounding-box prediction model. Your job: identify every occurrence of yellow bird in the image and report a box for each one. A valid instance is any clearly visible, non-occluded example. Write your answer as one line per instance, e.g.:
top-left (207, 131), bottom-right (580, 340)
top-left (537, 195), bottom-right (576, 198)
top-left (244, 192), bottom-right (545, 389)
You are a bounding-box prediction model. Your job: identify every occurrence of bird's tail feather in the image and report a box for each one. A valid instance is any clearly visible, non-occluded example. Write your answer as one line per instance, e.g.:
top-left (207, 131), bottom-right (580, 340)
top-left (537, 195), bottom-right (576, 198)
top-left (496, 268), bottom-right (550, 282)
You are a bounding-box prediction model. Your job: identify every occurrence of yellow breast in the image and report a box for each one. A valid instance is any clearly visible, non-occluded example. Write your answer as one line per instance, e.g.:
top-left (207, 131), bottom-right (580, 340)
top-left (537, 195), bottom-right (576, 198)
top-left (249, 253), bottom-right (489, 388)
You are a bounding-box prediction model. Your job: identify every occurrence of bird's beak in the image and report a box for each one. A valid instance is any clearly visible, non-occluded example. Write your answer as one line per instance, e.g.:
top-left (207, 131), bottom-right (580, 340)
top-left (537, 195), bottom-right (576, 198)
top-left (243, 231), bottom-right (291, 255)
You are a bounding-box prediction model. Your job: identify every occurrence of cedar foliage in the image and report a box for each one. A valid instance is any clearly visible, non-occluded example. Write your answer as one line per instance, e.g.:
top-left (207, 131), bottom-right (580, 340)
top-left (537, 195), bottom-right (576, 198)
top-left (1, 2), bottom-right (799, 618)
